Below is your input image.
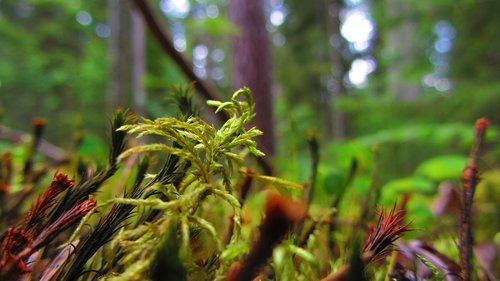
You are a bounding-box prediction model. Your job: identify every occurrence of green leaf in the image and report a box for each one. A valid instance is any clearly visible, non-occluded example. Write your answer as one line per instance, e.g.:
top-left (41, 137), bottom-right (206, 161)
top-left (415, 155), bottom-right (468, 181)
top-left (247, 146), bottom-right (265, 157)
top-left (381, 176), bottom-right (435, 202)
top-left (219, 241), bottom-right (250, 262)
top-left (118, 144), bottom-right (194, 163)
top-left (185, 17), bottom-right (238, 37)
top-left (251, 175), bottom-right (304, 190)
top-left (273, 245), bottom-right (295, 281)
top-left (416, 254), bottom-right (444, 281)
top-left (213, 101), bottom-right (235, 114)
top-left (288, 245), bottom-right (317, 264)
top-left (320, 169), bottom-right (347, 196)
top-left (206, 100), bottom-right (222, 107)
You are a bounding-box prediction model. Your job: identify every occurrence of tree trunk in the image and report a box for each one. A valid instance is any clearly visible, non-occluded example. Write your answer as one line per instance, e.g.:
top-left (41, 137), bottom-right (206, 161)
top-left (324, 0), bottom-right (349, 140)
top-left (386, 0), bottom-right (420, 100)
top-left (131, 8), bottom-right (145, 116)
top-left (229, 0), bottom-right (274, 156)
top-left (107, 0), bottom-right (135, 111)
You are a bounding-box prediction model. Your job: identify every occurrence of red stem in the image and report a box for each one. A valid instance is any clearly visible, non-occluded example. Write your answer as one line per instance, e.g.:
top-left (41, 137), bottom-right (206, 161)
top-left (459, 117), bottom-right (488, 280)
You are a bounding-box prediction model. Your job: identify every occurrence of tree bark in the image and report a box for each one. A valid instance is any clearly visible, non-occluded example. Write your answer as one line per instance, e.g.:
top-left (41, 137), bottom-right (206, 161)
top-left (131, 8), bottom-right (145, 116)
top-left (229, 0), bottom-right (275, 156)
top-left (386, 0), bottom-right (421, 100)
top-left (107, 0), bottom-right (145, 116)
top-left (107, 0), bottom-right (133, 110)
top-left (324, 0), bottom-right (350, 140)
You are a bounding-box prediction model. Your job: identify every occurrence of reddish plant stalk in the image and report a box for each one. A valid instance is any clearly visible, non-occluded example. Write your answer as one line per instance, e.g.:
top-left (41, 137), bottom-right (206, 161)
top-left (459, 118), bottom-right (488, 281)
top-left (1, 151), bottom-right (13, 188)
top-left (23, 118), bottom-right (46, 182)
top-left (22, 171), bottom-right (75, 235)
top-left (22, 196), bottom-right (97, 257)
top-left (362, 204), bottom-right (412, 263)
top-left (0, 227), bottom-right (31, 277)
top-left (0, 172), bottom-right (93, 281)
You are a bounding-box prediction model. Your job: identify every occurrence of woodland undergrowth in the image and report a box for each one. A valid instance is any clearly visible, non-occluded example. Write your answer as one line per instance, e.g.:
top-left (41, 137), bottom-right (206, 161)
top-left (0, 87), bottom-right (495, 281)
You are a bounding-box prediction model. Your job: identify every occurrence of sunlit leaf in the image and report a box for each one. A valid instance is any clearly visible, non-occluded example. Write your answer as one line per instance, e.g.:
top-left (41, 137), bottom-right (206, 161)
top-left (415, 155), bottom-right (468, 181)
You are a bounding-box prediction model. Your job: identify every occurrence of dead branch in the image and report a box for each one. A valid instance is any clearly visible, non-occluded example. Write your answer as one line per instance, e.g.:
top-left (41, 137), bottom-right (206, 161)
top-left (0, 125), bottom-right (68, 163)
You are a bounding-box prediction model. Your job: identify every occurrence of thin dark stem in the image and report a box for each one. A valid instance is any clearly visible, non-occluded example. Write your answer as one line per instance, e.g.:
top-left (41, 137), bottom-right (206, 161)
top-left (328, 158), bottom-right (358, 253)
top-left (295, 135), bottom-right (319, 242)
top-left (0, 125), bottom-right (68, 164)
top-left (459, 118), bottom-right (488, 281)
top-left (130, 0), bottom-right (225, 112)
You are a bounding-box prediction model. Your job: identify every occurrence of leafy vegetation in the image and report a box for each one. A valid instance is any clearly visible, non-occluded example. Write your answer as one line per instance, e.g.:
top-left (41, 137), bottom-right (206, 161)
top-left (0, 88), bottom-right (497, 280)
top-left (1, 0), bottom-right (499, 280)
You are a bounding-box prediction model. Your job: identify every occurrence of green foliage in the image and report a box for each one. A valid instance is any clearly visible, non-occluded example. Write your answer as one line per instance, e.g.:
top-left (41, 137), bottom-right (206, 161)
top-left (266, 235), bottom-right (320, 281)
top-left (149, 220), bottom-right (187, 281)
top-left (0, 0), bottom-right (108, 143)
top-left (185, 17), bottom-right (238, 37)
top-left (2, 0), bottom-right (500, 279)
top-left (415, 155), bottom-right (467, 181)
top-left (1, 86), bottom-right (498, 281)
top-left (382, 177), bottom-right (434, 198)
top-left (119, 87), bottom-right (264, 181)
top-left (415, 254), bottom-right (444, 281)
top-left (76, 87), bottom-right (266, 280)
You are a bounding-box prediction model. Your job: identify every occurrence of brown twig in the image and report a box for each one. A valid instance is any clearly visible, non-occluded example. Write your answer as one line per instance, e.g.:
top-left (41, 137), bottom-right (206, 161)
top-left (0, 125), bottom-right (68, 164)
top-left (459, 118), bottom-right (489, 281)
top-left (130, 0), bottom-right (225, 112)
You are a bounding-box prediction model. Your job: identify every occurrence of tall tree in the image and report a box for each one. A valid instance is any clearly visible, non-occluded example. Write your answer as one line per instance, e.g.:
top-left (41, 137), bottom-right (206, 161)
top-left (324, 0), bottom-right (350, 139)
top-left (386, 0), bottom-right (421, 100)
top-left (107, 0), bottom-right (145, 114)
top-left (229, 0), bottom-right (274, 156)
top-left (448, 0), bottom-right (500, 84)
top-left (274, 0), bottom-right (348, 143)
top-left (0, 1), bottom-right (109, 143)
top-left (131, 9), bottom-right (145, 116)
top-left (108, 0), bottom-right (132, 109)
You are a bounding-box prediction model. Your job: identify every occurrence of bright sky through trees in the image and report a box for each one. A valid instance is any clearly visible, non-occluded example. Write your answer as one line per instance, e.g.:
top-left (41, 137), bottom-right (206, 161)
top-left (157, 0), bottom-right (377, 88)
top-left (339, 2), bottom-right (376, 88)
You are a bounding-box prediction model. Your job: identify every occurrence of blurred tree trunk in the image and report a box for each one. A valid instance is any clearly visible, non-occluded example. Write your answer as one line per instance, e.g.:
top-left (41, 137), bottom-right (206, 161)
top-left (107, 0), bottom-right (145, 114)
top-left (108, 0), bottom-right (131, 109)
top-left (229, 0), bottom-right (274, 156)
top-left (131, 9), bottom-right (145, 116)
top-left (386, 0), bottom-right (421, 100)
top-left (368, 0), bottom-right (385, 97)
top-left (324, 0), bottom-right (349, 140)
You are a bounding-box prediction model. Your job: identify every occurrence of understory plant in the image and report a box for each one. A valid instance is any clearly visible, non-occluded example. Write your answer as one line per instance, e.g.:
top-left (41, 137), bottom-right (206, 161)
top-left (0, 87), bottom-right (495, 281)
